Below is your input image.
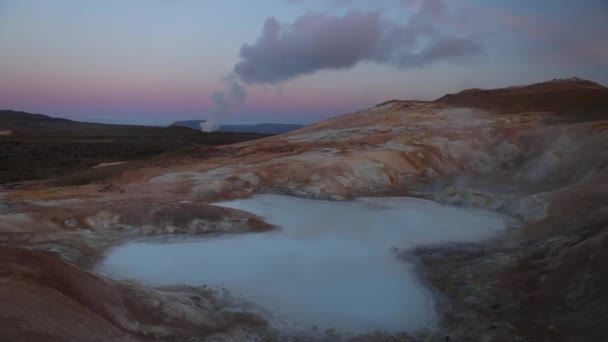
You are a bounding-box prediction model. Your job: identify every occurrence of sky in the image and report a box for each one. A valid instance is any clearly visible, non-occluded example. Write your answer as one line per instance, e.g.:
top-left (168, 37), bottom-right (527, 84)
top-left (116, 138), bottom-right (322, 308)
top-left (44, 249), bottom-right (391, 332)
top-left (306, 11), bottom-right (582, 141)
top-left (0, 0), bottom-right (607, 126)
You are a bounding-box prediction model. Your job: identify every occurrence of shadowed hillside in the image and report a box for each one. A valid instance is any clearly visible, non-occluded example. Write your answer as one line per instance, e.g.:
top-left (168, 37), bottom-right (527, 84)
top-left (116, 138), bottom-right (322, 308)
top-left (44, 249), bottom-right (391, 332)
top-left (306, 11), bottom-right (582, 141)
top-left (436, 78), bottom-right (608, 120)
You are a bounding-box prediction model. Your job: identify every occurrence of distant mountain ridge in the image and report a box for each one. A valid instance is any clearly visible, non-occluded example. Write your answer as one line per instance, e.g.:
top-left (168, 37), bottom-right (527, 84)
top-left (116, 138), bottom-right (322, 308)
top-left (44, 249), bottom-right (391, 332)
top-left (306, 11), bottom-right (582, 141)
top-left (171, 120), bottom-right (304, 134)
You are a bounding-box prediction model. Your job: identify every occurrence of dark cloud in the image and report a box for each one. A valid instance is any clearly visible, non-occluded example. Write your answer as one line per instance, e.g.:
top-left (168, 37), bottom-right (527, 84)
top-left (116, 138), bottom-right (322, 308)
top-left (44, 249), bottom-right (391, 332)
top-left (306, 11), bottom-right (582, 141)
top-left (234, 1), bottom-right (483, 84)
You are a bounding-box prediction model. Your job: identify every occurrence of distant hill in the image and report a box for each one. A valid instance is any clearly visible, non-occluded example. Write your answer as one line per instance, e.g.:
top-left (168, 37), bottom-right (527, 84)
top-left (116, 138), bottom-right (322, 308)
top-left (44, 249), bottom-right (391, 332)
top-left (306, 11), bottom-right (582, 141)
top-left (0, 110), bottom-right (71, 122)
top-left (172, 120), bottom-right (304, 134)
top-left (435, 78), bottom-right (608, 119)
top-left (0, 110), bottom-right (267, 184)
top-left (0, 109), bottom-right (176, 136)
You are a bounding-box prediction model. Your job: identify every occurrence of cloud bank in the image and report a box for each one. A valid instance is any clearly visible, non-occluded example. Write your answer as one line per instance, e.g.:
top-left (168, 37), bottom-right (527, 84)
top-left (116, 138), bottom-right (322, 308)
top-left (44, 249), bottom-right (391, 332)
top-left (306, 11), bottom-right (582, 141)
top-left (234, 2), bottom-right (483, 84)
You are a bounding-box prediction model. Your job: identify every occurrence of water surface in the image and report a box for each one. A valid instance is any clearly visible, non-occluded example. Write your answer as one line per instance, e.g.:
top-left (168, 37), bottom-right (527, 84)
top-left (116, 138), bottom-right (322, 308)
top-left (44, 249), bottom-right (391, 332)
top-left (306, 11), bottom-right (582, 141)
top-left (99, 195), bottom-right (508, 334)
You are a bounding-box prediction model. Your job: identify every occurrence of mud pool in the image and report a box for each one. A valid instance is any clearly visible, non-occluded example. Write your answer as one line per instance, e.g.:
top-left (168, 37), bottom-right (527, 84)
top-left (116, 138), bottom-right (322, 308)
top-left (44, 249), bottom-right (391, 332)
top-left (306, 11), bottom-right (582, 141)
top-left (98, 195), bottom-right (510, 334)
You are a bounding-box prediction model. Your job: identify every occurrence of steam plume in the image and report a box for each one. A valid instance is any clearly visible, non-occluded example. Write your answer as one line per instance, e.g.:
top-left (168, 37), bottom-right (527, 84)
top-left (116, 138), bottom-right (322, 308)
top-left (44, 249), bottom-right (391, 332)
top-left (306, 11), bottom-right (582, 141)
top-left (234, 3), bottom-right (483, 84)
top-left (201, 78), bottom-right (246, 132)
top-left (202, 0), bottom-right (483, 130)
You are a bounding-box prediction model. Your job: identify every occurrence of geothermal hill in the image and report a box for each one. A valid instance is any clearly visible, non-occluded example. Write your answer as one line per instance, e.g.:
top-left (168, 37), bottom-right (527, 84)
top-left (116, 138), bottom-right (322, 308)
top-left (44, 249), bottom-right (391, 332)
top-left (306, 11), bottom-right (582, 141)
top-left (1, 79), bottom-right (607, 341)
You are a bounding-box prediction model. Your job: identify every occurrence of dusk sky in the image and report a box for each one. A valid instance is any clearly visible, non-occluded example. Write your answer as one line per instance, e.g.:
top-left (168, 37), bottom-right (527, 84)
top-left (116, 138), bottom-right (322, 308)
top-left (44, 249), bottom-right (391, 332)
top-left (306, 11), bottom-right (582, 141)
top-left (1, 0), bottom-right (607, 125)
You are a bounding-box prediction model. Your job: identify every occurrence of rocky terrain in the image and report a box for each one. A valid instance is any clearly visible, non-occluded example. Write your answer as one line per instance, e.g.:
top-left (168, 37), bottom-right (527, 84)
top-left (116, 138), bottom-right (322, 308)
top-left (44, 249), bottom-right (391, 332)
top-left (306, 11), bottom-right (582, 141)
top-left (1, 79), bottom-right (607, 341)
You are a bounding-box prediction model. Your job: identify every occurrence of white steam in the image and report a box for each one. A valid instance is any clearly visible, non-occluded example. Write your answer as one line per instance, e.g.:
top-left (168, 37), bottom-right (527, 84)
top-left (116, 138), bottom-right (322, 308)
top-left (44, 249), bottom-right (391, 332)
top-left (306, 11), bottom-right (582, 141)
top-left (201, 78), bottom-right (246, 132)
